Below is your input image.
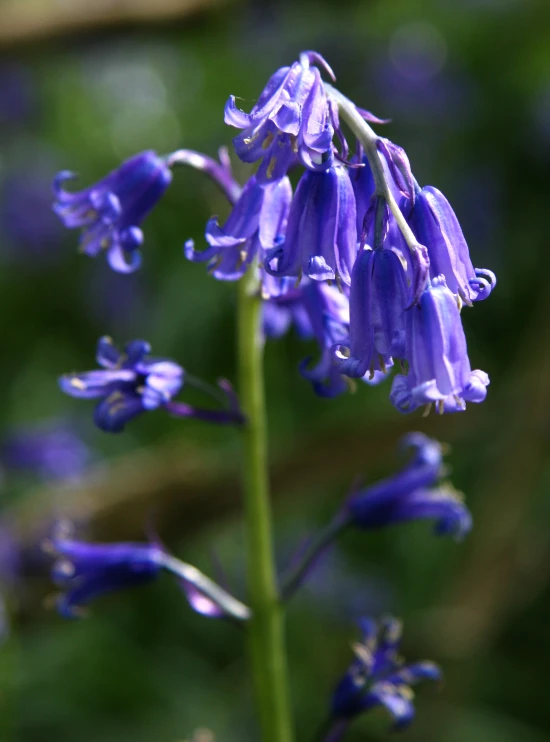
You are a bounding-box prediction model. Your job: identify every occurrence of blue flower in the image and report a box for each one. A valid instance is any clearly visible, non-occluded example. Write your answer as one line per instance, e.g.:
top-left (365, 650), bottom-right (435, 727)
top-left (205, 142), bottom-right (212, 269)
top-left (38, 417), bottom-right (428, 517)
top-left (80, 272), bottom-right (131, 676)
top-left (298, 281), bottom-right (353, 397)
top-left (1, 419), bottom-right (91, 482)
top-left (333, 246), bottom-right (408, 379)
top-left (265, 165), bottom-right (357, 285)
top-left (49, 523), bottom-right (163, 618)
top-left (53, 150), bottom-right (172, 273)
top-left (185, 175), bottom-right (292, 281)
top-left (349, 155), bottom-right (376, 240)
top-left (48, 523), bottom-right (251, 621)
top-left (225, 51), bottom-right (335, 183)
top-left (389, 276), bottom-right (489, 414)
top-left (345, 433), bottom-right (472, 539)
top-left (408, 186), bottom-right (496, 305)
top-left (59, 336), bottom-right (183, 432)
top-left (331, 617), bottom-right (441, 731)
top-left (262, 279), bottom-right (314, 340)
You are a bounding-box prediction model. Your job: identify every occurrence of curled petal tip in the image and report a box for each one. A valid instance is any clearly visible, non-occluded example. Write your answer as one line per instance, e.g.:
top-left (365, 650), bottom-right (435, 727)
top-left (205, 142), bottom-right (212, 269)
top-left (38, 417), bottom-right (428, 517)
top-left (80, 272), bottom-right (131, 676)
top-left (301, 50), bottom-right (336, 81)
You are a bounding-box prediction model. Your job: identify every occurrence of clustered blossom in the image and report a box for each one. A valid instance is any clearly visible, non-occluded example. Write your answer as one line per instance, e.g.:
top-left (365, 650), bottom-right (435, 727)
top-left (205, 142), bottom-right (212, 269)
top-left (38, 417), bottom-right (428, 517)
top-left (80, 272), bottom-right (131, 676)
top-left (189, 51), bottom-right (494, 414)
top-left (51, 51), bottom-right (495, 416)
top-left (329, 617), bottom-right (440, 737)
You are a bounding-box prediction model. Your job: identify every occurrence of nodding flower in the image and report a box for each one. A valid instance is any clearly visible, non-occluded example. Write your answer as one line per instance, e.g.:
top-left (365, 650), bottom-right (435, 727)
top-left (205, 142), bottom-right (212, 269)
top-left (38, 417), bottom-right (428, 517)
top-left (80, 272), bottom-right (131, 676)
top-left (345, 432), bottom-right (472, 540)
top-left (53, 150), bottom-right (172, 273)
top-left (185, 175), bottom-right (291, 281)
top-left (264, 165), bottom-right (357, 286)
top-left (389, 277), bottom-right (489, 415)
top-left (225, 51), bottom-right (335, 184)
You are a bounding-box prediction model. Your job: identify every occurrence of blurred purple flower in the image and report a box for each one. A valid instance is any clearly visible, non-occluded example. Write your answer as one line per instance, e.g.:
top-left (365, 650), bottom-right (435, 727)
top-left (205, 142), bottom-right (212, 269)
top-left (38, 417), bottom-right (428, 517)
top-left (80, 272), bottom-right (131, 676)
top-left (329, 617), bottom-right (440, 735)
top-left (0, 171), bottom-right (64, 261)
top-left (59, 336), bottom-right (183, 433)
top-left (1, 419), bottom-right (91, 482)
top-left (53, 150), bottom-right (172, 273)
top-left (0, 63), bottom-right (35, 126)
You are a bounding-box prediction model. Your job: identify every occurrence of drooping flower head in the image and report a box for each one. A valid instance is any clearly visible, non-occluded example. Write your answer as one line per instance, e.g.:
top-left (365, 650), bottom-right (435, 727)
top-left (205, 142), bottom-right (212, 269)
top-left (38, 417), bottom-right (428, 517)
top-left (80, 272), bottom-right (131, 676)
top-left (408, 185), bottom-right (496, 305)
top-left (330, 617), bottom-right (441, 731)
top-left (53, 150), bottom-right (172, 273)
top-left (185, 175), bottom-right (292, 281)
top-left (345, 432), bottom-right (472, 539)
top-left (48, 522), bottom-right (164, 618)
top-left (390, 276), bottom-right (489, 414)
top-left (47, 523), bottom-right (251, 621)
top-left (225, 51), bottom-right (335, 184)
top-left (59, 336), bottom-right (183, 432)
top-left (265, 165), bottom-right (357, 285)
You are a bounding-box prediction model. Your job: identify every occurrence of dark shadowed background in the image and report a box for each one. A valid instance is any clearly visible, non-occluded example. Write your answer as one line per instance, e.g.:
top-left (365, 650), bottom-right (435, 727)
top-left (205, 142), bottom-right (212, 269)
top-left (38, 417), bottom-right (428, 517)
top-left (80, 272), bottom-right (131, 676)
top-left (0, 0), bottom-right (549, 740)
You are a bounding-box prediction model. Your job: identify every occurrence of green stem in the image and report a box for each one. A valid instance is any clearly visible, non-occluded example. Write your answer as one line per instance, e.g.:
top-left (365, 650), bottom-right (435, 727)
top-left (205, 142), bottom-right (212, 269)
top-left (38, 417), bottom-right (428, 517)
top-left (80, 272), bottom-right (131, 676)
top-left (237, 267), bottom-right (294, 742)
top-left (324, 83), bottom-right (418, 253)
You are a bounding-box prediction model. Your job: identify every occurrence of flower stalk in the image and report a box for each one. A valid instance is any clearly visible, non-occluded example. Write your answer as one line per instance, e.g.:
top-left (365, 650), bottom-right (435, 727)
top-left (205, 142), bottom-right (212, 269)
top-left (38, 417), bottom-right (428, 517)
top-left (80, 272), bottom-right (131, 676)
top-left (324, 84), bottom-right (418, 254)
top-left (237, 263), bottom-right (294, 742)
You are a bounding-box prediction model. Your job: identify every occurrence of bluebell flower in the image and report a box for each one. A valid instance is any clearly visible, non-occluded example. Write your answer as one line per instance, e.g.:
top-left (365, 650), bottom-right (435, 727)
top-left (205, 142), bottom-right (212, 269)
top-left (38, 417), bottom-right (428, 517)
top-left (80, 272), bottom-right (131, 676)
top-left (408, 185), bottom-right (496, 305)
top-left (345, 432), bottom-right (472, 539)
top-left (389, 276), bottom-right (489, 414)
top-left (225, 51), bottom-right (335, 183)
top-left (59, 336), bottom-right (183, 432)
top-left (48, 523), bottom-right (164, 618)
top-left (262, 279), bottom-right (314, 340)
top-left (48, 523), bottom-right (251, 621)
top-left (333, 246), bottom-right (408, 379)
top-left (262, 279), bottom-right (349, 395)
top-left (376, 138), bottom-right (415, 202)
top-left (349, 155), bottom-right (376, 240)
top-left (265, 165), bottom-right (357, 285)
top-left (298, 281), bottom-right (353, 397)
top-left (330, 617), bottom-right (440, 734)
top-left (264, 278), bottom-right (392, 396)
top-left (53, 150), bottom-right (172, 273)
top-left (185, 175), bottom-right (292, 281)
top-left (1, 419), bottom-right (91, 482)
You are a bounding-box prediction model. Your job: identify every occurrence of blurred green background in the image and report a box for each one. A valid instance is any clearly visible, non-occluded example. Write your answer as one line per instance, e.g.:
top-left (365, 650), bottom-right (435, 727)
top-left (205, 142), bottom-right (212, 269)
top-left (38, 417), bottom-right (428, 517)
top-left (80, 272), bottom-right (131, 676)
top-left (0, 0), bottom-right (549, 739)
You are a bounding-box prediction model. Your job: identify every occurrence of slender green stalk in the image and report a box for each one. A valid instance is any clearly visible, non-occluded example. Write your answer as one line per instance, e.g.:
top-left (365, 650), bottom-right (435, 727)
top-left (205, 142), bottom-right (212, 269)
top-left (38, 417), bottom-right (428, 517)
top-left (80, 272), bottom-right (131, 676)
top-left (237, 267), bottom-right (294, 742)
top-left (324, 83), bottom-right (418, 253)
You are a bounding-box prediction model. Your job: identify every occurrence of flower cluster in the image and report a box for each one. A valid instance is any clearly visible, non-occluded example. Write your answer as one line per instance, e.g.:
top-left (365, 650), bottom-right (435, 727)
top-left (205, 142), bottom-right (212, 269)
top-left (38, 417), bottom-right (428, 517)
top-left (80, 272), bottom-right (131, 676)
top-left (53, 50), bottom-right (495, 415)
top-left (201, 52), bottom-right (495, 414)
